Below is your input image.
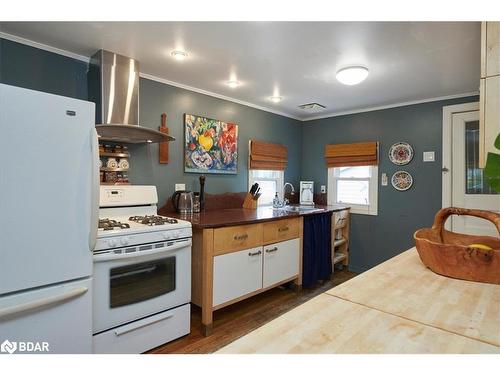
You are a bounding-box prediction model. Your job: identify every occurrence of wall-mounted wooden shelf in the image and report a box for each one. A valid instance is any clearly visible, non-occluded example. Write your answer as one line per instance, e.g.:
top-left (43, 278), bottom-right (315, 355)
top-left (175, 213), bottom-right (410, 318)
top-left (99, 152), bottom-right (130, 158)
top-left (100, 182), bottom-right (131, 186)
top-left (100, 167), bottom-right (129, 172)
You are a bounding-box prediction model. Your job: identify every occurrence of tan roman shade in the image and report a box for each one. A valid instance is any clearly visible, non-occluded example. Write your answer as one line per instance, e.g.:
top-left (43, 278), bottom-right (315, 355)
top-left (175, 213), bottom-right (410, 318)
top-left (325, 141), bottom-right (379, 167)
top-left (249, 140), bottom-right (288, 170)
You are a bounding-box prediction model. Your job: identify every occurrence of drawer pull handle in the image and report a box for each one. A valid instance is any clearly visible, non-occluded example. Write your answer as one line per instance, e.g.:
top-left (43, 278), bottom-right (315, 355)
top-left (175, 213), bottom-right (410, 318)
top-left (278, 227), bottom-right (289, 232)
top-left (266, 247), bottom-right (278, 253)
top-left (234, 234), bottom-right (249, 241)
top-left (248, 250), bottom-right (262, 257)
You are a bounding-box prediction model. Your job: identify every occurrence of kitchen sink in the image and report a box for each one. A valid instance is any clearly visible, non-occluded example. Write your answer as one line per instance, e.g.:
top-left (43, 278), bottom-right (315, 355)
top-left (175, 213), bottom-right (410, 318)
top-left (279, 205), bottom-right (325, 213)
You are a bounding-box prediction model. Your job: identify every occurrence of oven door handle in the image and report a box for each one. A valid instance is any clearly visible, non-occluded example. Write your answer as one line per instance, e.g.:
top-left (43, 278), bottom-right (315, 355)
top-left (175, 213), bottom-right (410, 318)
top-left (113, 309), bottom-right (175, 337)
top-left (93, 239), bottom-right (191, 262)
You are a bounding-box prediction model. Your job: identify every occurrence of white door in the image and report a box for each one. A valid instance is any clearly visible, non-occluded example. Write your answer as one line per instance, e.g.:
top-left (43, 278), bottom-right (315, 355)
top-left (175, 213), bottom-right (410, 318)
top-left (213, 247), bottom-right (263, 307)
top-left (0, 84), bottom-right (98, 295)
top-left (263, 238), bottom-right (300, 289)
top-left (0, 278), bottom-right (92, 354)
top-left (451, 111), bottom-right (500, 236)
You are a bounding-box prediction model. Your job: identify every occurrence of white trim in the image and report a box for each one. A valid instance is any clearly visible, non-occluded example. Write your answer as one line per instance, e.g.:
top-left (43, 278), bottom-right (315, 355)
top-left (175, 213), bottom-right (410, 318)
top-left (302, 92), bottom-right (479, 122)
top-left (0, 30), bottom-right (479, 123)
top-left (442, 102), bottom-right (479, 208)
top-left (327, 165), bottom-right (378, 216)
top-left (139, 73), bottom-right (301, 120)
top-left (0, 31), bottom-right (90, 62)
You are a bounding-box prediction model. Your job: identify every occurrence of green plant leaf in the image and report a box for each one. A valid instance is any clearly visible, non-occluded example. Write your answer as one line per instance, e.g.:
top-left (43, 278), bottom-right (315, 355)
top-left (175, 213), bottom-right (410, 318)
top-left (496, 133), bottom-right (500, 150)
top-left (484, 151), bottom-right (500, 193)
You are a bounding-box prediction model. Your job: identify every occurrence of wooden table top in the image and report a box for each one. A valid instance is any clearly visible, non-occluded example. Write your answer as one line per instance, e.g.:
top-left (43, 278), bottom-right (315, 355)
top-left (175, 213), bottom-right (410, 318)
top-left (327, 247), bottom-right (500, 347)
top-left (217, 248), bottom-right (500, 353)
top-left (168, 204), bottom-right (349, 229)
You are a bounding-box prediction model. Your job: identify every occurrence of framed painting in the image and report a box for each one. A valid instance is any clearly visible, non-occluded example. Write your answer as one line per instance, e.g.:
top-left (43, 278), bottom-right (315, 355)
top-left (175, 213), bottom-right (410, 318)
top-left (184, 114), bottom-right (238, 174)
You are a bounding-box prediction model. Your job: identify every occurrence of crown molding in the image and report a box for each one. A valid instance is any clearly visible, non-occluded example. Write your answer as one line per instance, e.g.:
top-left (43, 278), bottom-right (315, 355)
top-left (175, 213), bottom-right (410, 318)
top-left (139, 73), bottom-right (302, 120)
top-left (0, 31), bottom-right (301, 120)
top-left (301, 91), bottom-right (480, 122)
top-left (1, 31), bottom-right (479, 124)
top-left (0, 31), bottom-right (90, 62)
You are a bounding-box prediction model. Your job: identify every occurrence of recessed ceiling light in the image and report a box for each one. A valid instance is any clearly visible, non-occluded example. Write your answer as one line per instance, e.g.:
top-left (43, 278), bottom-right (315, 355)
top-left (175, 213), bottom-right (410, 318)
top-left (336, 66), bottom-right (369, 85)
top-left (171, 50), bottom-right (188, 61)
top-left (226, 80), bottom-right (240, 88)
top-left (269, 96), bottom-right (283, 103)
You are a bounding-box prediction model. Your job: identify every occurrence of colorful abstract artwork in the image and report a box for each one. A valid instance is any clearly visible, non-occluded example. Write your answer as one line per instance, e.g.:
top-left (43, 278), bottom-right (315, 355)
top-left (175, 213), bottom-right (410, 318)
top-left (184, 114), bottom-right (238, 174)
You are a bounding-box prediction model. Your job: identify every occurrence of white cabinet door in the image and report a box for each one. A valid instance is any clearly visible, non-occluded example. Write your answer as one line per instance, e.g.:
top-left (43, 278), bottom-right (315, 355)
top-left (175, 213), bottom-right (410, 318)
top-left (213, 246), bottom-right (263, 307)
top-left (263, 238), bottom-right (300, 289)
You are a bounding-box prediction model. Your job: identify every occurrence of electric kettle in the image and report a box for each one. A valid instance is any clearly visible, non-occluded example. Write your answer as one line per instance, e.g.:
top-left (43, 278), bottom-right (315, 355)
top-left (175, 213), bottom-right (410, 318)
top-left (171, 190), bottom-right (194, 214)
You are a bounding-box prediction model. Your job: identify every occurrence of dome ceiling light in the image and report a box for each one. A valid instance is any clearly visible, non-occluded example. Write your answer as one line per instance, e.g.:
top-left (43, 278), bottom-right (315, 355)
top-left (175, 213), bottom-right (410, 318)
top-left (336, 66), bottom-right (369, 85)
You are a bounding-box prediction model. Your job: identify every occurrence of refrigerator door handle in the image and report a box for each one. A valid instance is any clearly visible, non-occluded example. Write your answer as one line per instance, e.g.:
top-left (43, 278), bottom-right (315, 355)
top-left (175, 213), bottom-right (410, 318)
top-left (0, 286), bottom-right (88, 321)
top-left (89, 128), bottom-right (99, 251)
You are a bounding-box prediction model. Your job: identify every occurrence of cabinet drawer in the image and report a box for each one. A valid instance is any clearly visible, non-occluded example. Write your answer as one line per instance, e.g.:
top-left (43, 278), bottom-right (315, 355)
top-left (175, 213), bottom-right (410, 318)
top-left (93, 304), bottom-right (190, 354)
top-left (213, 246), bottom-right (263, 307)
top-left (263, 218), bottom-right (300, 244)
top-left (213, 224), bottom-right (263, 255)
top-left (263, 238), bottom-right (300, 289)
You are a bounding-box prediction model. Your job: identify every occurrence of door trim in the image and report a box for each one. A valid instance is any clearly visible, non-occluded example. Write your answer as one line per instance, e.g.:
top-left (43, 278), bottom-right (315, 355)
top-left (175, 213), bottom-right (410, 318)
top-left (442, 102), bottom-right (479, 209)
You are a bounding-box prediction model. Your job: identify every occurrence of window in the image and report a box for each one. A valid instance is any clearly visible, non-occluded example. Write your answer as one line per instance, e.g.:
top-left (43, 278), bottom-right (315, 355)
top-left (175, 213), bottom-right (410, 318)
top-left (328, 165), bottom-right (378, 215)
top-left (248, 170), bottom-right (284, 206)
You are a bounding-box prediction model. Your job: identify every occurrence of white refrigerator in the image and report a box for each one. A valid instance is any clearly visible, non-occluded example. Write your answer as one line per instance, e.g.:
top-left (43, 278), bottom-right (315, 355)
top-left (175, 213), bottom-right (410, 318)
top-left (0, 84), bottom-right (99, 354)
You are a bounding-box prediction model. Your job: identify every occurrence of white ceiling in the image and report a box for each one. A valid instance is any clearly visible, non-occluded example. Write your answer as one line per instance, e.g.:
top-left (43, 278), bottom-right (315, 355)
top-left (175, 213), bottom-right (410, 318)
top-left (0, 22), bottom-right (481, 120)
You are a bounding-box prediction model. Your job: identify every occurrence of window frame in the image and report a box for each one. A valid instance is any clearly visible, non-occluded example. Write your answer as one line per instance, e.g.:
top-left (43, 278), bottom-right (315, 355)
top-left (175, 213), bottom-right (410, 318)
top-left (248, 169), bottom-right (284, 207)
top-left (327, 165), bottom-right (378, 215)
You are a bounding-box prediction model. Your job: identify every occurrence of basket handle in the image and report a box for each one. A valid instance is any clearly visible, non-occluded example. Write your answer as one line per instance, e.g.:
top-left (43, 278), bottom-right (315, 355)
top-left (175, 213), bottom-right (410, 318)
top-left (432, 207), bottom-right (500, 235)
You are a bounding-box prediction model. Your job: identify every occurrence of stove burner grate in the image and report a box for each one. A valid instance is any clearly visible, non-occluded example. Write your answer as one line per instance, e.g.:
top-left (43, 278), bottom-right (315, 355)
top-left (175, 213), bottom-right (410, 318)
top-left (128, 215), bottom-right (178, 226)
top-left (98, 219), bottom-right (130, 231)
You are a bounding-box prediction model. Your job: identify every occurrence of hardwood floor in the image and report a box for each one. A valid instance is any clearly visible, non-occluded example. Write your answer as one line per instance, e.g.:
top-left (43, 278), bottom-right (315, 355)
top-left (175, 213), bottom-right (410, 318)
top-left (149, 269), bottom-right (357, 354)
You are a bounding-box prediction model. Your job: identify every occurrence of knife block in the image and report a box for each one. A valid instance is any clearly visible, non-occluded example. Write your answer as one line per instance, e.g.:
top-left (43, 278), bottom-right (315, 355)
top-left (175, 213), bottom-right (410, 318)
top-left (242, 193), bottom-right (258, 209)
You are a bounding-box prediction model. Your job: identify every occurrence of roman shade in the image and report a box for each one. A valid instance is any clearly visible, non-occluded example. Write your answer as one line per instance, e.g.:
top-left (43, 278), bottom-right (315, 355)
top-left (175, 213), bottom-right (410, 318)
top-left (249, 140), bottom-right (288, 170)
top-left (324, 141), bottom-right (379, 167)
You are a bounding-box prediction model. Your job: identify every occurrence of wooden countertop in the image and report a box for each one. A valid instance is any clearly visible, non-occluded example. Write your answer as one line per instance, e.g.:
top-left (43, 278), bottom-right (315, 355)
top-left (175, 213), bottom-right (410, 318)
top-left (217, 248), bottom-right (500, 353)
top-left (167, 204), bottom-right (349, 229)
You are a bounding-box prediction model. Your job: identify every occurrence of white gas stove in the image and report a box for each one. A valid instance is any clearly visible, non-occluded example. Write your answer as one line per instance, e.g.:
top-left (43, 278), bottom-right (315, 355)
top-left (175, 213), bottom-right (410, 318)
top-left (93, 185), bottom-right (192, 354)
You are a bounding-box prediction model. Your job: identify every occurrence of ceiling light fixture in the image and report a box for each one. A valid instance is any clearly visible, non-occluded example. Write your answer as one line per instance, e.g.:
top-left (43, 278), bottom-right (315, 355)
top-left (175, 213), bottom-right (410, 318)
top-left (226, 80), bottom-right (240, 88)
top-left (171, 50), bottom-right (188, 61)
top-left (269, 96), bottom-right (283, 103)
top-left (336, 66), bottom-right (369, 85)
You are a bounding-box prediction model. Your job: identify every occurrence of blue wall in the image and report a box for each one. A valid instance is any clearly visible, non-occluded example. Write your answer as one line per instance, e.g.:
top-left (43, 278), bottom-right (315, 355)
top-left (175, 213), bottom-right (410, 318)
top-left (302, 97), bottom-right (478, 272)
top-left (0, 37), bottom-right (479, 272)
top-left (129, 78), bottom-right (302, 205)
top-left (0, 38), bottom-right (302, 205)
top-left (0, 38), bottom-right (88, 100)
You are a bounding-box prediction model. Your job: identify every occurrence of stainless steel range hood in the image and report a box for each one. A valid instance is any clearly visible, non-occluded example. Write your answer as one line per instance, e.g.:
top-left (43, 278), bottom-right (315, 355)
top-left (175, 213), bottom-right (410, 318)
top-left (88, 50), bottom-right (174, 144)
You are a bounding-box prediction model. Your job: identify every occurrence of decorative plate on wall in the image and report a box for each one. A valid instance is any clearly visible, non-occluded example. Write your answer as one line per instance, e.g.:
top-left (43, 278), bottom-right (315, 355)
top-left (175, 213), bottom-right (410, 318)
top-left (391, 171), bottom-right (413, 191)
top-left (389, 142), bottom-right (414, 165)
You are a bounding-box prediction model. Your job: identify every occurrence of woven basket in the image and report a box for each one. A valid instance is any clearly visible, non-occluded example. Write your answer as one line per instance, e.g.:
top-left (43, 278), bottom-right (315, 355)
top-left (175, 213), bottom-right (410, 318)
top-left (414, 207), bottom-right (500, 285)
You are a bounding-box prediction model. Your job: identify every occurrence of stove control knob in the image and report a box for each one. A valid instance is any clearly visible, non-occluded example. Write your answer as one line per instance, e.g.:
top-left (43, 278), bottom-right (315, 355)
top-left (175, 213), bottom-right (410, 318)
top-left (120, 237), bottom-right (130, 246)
top-left (108, 239), bottom-right (118, 248)
top-left (162, 232), bottom-right (171, 240)
top-left (172, 231), bottom-right (180, 239)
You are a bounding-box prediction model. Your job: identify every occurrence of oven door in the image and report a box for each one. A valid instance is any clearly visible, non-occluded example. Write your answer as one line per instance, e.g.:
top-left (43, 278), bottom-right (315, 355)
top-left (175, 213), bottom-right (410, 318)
top-left (92, 238), bottom-right (191, 333)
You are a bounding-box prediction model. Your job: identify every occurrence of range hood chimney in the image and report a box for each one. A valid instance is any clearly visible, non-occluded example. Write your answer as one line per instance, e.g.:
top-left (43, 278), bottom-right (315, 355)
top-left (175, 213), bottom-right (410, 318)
top-left (88, 50), bottom-right (174, 144)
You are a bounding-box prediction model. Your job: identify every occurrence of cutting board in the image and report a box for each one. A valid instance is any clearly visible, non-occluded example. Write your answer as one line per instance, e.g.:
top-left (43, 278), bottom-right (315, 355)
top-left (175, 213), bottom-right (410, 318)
top-left (159, 113), bottom-right (169, 164)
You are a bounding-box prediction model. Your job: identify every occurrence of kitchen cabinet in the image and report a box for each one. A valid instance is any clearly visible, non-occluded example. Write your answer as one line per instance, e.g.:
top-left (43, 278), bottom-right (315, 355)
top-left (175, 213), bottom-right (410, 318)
top-left (213, 246), bottom-right (263, 306)
top-left (191, 217), bottom-right (303, 336)
top-left (263, 238), bottom-right (300, 289)
top-left (479, 22), bottom-right (500, 167)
